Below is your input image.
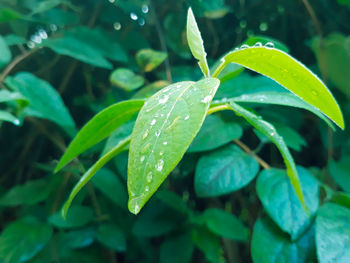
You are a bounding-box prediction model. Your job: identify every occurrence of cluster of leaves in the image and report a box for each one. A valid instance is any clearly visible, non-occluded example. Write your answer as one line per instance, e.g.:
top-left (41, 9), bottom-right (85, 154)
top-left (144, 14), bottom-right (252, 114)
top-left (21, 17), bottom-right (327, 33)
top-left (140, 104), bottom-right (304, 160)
top-left (1, 0), bottom-right (350, 263)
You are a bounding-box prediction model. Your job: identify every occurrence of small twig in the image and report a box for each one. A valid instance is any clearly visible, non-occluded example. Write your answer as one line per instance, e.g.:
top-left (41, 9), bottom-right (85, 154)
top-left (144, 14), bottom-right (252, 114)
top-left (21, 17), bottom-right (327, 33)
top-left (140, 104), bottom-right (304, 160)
top-left (234, 139), bottom-right (270, 169)
top-left (150, 0), bottom-right (172, 83)
top-left (58, 60), bottom-right (78, 94)
top-left (0, 49), bottom-right (37, 83)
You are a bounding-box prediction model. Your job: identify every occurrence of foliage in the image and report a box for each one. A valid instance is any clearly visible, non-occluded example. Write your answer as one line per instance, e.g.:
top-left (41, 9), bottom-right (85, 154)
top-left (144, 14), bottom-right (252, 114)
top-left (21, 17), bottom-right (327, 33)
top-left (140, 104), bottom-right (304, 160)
top-left (0, 0), bottom-right (350, 263)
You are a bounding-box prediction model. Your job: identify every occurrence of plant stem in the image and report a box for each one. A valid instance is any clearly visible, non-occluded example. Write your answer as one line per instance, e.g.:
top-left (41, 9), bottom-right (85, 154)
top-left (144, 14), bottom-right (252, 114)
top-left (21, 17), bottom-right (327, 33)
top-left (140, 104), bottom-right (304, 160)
top-left (234, 139), bottom-right (270, 169)
top-left (207, 104), bottom-right (231, 115)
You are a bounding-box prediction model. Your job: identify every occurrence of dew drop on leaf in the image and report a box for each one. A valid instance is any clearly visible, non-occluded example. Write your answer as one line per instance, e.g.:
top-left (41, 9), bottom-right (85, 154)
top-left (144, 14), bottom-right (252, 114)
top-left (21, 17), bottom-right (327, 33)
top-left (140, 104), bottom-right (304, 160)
top-left (156, 159), bottom-right (164, 172)
top-left (184, 115), bottom-right (190, 120)
top-left (159, 95), bottom-right (169, 104)
top-left (150, 119), bottom-right (156, 126)
top-left (264, 42), bottom-right (275, 49)
top-left (143, 129), bottom-right (149, 139)
top-left (201, 95), bottom-right (212, 103)
top-left (147, 172), bottom-right (153, 183)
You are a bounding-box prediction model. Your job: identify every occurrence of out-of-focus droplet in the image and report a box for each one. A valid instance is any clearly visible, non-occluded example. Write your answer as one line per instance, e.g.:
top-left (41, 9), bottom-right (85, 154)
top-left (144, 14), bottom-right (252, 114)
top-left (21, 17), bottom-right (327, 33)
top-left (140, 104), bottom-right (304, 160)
top-left (138, 18), bottom-right (145, 26)
top-left (259, 22), bottom-right (268, 32)
top-left (130, 12), bottom-right (138, 21)
top-left (113, 22), bottom-right (121, 30)
top-left (240, 20), bottom-right (247, 29)
top-left (27, 41), bottom-right (35, 49)
top-left (142, 4), bottom-right (149, 13)
top-left (38, 29), bottom-right (48, 39)
top-left (49, 24), bottom-right (58, 32)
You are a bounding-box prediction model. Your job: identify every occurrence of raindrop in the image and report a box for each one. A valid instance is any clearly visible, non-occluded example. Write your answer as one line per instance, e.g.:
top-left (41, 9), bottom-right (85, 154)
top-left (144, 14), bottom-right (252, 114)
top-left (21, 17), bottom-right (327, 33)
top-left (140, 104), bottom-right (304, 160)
top-left (184, 115), bottom-right (190, 120)
top-left (130, 12), bottom-right (138, 21)
top-left (134, 204), bottom-right (140, 214)
top-left (254, 42), bottom-right (263, 47)
top-left (13, 119), bottom-right (20, 125)
top-left (264, 42), bottom-right (275, 49)
top-left (201, 95), bottom-right (212, 103)
top-left (155, 130), bottom-right (161, 137)
top-left (240, 44), bottom-right (250, 50)
top-left (220, 57), bottom-right (225, 63)
top-left (138, 18), bottom-right (145, 26)
top-left (145, 186), bottom-right (149, 192)
top-left (159, 151), bottom-right (164, 156)
top-left (109, 0), bottom-right (115, 3)
top-left (259, 22), bottom-right (268, 32)
top-left (140, 155), bottom-right (145, 163)
top-left (159, 95), bottom-right (169, 104)
top-left (240, 20), bottom-right (247, 29)
top-left (113, 22), bottom-right (121, 30)
top-left (156, 159), bottom-right (164, 172)
top-left (31, 34), bottom-right (42, 44)
top-left (147, 172), bottom-right (153, 182)
top-left (150, 119), bottom-right (156, 126)
top-left (49, 24), bottom-right (58, 32)
top-left (27, 41), bottom-right (35, 49)
top-left (142, 4), bottom-right (149, 13)
top-left (160, 113), bottom-right (164, 117)
top-left (143, 129), bottom-right (149, 139)
top-left (38, 29), bottom-right (48, 39)
top-left (163, 141), bottom-right (168, 145)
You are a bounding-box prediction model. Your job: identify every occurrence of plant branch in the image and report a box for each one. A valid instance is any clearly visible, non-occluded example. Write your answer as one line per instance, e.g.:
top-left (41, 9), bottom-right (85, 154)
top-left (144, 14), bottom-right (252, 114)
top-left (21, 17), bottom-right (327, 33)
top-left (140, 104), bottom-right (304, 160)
top-left (234, 139), bottom-right (270, 169)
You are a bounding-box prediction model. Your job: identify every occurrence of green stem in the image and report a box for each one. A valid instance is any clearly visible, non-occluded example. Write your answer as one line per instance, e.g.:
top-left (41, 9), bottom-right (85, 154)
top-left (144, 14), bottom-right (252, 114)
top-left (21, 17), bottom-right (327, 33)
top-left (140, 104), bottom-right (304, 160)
top-left (207, 104), bottom-right (231, 115)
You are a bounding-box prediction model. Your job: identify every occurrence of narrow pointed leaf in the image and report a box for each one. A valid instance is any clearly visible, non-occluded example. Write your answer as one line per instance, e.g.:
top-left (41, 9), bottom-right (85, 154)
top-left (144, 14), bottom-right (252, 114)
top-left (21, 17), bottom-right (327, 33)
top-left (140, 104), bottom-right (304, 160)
top-left (55, 100), bottom-right (144, 172)
top-left (128, 78), bottom-right (220, 214)
top-left (228, 101), bottom-right (306, 210)
top-left (62, 136), bottom-right (130, 218)
top-left (217, 46), bottom-right (344, 129)
top-left (187, 8), bottom-right (209, 77)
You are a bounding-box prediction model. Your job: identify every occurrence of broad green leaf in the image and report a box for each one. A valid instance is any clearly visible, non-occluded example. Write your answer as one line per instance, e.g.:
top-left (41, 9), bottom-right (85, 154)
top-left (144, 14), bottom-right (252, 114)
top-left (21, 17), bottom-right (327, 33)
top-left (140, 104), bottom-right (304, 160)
top-left (189, 0), bottom-right (231, 19)
top-left (215, 46), bottom-right (344, 129)
top-left (136, 49), bottom-right (167, 72)
top-left (29, 0), bottom-right (65, 15)
top-left (330, 192), bottom-right (350, 210)
top-left (4, 34), bottom-right (26, 46)
top-left (257, 167), bottom-right (319, 240)
top-left (0, 110), bottom-right (20, 126)
top-left (337, 0), bottom-right (350, 7)
top-left (0, 8), bottom-right (23, 23)
top-left (195, 144), bottom-right (259, 197)
top-left (96, 224), bottom-right (126, 252)
top-left (192, 227), bottom-right (225, 263)
top-left (0, 90), bottom-right (27, 103)
top-left (187, 8), bottom-right (209, 77)
top-left (42, 37), bottom-right (112, 69)
top-left (0, 177), bottom-right (58, 206)
top-left (198, 208), bottom-right (249, 242)
top-left (128, 78), bottom-right (220, 214)
top-left (49, 205), bottom-right (94, 228)
top-left (188, 115), bottom-right (242, 152)
top-left (0, 35), bottom-right (11, 68)
top-left (228, 102), bottom-right (306, 210)
top-left (316, 203), bottom-right (350, 263)
top-left (91, 168), bottom-right (127, 209)
top-left (0, 217), bottom-right (53, 263)
top-left (110, 68), bottom-right (145, 92)
top-left (37, 9), bottom-right (79, 26)
top-left (251, 217), bottom-right (316, 263)
top-left (244, 35), bottom-right (289, 53)
top-left (229, 91), bottom-right (334, 129)
top-left (59, 228), bottom-right (95, 249)
top-left (61, 136), bottom-right (130, 217)
top-left (160, 233), bottom-right (194, 263)
top-left (5, 72), bottom-right (75, 133)
top-left (55, 100), bottom-right (143, 172)
top-left (156, 190), bottom-right (190, 215)
top-left (329, 155), bottom-right (350, 193)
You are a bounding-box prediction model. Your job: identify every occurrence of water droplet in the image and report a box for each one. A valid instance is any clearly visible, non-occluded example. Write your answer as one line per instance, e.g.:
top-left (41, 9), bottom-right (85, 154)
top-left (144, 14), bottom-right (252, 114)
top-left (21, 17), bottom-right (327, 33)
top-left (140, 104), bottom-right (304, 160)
top-left (49, 24), bottom-right (58, 32)
top-left (155, 130), bottom-right (161, 137)
top-left (176, 84), bottom-right (181, 88)
top-left (201, 95), bottom-right (212, 103)
top-left (109, 0), bottom-right (115, 3)
top-left (163, 141), bottom-right (168, 145)
top-left (159, 95), bottom-right (169, 104)
top-left (160, 113), bottom-right (164, 117)
top-left (38, 29), bottom-right (48, 39)
top-left (264, 42), bottom-right (275, 49)
top-left (240, 20), bottom-right (247, 28)
top-left (156, 159), bottom-right (164, 172)
top-left (142, 143), bottom-right (151, 153)
top-left (259, 22), bottom-right (268, 32)
top-left (220, 57), bottom-right (225, 63)
top-left (254, 42), bottom-right (263, 47)
top-left (130, 12), bottom-right (138, 20)
top-left (145, 186), bottom-right (149, 192)
top-left (113, 22), bottom-right (121, 30)
top-left (240, 44), bottom-right (250, 50)
top-left (150, 119), bottom-right (156, 126)
top-left (140, 155), bottom-right (145, 163)
top-left (184, 115), bottom-right (190, 120)
top-left (142, 4), bottom-right (149, 13)
top-left (147, 172), bottom-right (153, 182)
top-left (138, 18), bottom-right (145, 26)
top-left (159, 151), bottom-right (164, 156)
top-left (27, 41), bottom-right (35, 49)
top-left (143, 129), bottom-right (149, 139)
top-left (134, 204), bottom-right (140, 214)
top-left (13, 119), bottom-right (20, 125)
top-left (31, 34), bottom-right (42, 44)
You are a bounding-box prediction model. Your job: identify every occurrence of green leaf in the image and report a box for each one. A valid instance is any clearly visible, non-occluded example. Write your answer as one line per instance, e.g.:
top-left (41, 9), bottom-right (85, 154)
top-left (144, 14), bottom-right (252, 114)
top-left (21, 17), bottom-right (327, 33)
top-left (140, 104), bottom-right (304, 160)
top-left (329, 155), bottom-right (350, 193)
top-left (244, 35), bottom-right (289, 53)
top-left (198, 208), bottom-right (249, 242)
top-left (96, 224), bottom-right (126, 252)
top-left (136, 49), bottom-right (167, 72)
top-left (256, 167), bottom-right (319, 240)
top-left (55, 100), bottom-right (143, 172)
top-left (5, 72), bottom-right (75, 133)
top-left (228, 102), bottom-right (306, 210)
top-left (0, 90), bottom-right (27, 103)
top-left (49, 205), bottom-right (94, 228)
top-left (316, 203), bottom-right (350, 263)
top-left (188, 114), bottom-right (242, 152)
top-left (91, 168), bottom-right (127, 209)
top-left (160, 233), bottom-right (194, 263)
top-left (187, 8), bottom-right (209, 77)
top-left (195, 144), bottom-right (259, 197)
top-left (0, 178), bottom-right (57, 206)
top-left (251, 217), bottom-right (316, 263)
top-left (0, 217), bottom-right (53, 263)
top-left (29, 0), bottom-right (65, 15)
top-left (229, 91), bottom-right (334, 129)
top-left (42, 37), bottom-right (113, 69)
top-left (59, 228), bottom-right (95, 249)
top-left (128, 78), bottom-right (220, 214)
top-left (102, 120), bottom-right (134, 155)
top-left (110, 68), bottom-right (145, 92)
top-left (61, 136), bottom-right (130, 218)
top-left (0, 110), bottom-right (20, 126)
top-left (3, 34), bottom-right (26, 46)
top-left (192, 227), bottom-right (225, 263)
top-left (0, 35), bottom-right (11, 68)
top-left (216, 46), bottom-right (344, 129)
top-left (189, 0), bottom-right (231, 19)
top-left (0, 8), bottom-right (23, 23)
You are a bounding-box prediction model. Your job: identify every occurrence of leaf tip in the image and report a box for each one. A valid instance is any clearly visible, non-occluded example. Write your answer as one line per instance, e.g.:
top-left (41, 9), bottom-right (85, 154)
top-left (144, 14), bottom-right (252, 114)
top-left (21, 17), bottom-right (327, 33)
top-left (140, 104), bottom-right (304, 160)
top-left (128, 196), bottom-right (143, 215)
